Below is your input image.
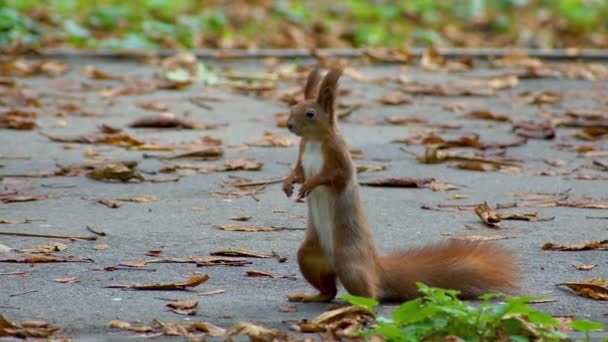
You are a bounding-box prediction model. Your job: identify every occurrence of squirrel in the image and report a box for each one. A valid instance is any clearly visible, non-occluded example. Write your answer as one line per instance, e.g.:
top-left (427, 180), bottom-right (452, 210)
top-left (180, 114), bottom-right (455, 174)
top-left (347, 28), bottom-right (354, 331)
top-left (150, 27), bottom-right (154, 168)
top-left (282, 66), bottom-right (519, 302)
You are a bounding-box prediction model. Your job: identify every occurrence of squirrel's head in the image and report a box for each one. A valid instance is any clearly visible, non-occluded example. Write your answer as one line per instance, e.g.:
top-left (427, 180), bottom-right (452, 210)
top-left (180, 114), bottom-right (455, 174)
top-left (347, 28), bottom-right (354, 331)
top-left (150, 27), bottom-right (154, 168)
top-left (286, 66), bottom-right (343, 140)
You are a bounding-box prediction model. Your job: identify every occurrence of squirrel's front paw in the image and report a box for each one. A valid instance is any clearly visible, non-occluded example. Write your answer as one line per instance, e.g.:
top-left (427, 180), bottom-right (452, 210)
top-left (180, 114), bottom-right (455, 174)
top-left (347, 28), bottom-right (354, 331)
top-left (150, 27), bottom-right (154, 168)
top-left (282, 179), bottom-right (294, 197)
top-left (297, 181), bottom-right (315, 200)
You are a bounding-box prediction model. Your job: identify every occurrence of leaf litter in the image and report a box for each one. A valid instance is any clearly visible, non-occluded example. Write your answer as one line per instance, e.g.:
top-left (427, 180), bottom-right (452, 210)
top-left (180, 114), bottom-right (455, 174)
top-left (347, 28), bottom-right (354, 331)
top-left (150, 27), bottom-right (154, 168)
top-left (107, 275), bottom-right (209, 291)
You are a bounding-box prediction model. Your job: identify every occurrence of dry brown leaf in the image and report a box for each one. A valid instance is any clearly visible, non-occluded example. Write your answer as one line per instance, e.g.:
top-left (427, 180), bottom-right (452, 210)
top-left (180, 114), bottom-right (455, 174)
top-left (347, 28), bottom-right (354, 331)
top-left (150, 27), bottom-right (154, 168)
top-left (513, 120), bottom-right (555, 140)
top-left (146, 250), bottom-right (164, 257)
top-left (245, 269), bottom-right (296, 280)
top-left (88, 163), bottom-right (144, 182)
top-left (518, 91), bottom-right (562, 104)
top-left (0, 314), bottom-right (63, 338)
top-left (498, 212), bottom-right (554, 222)
top-left (359, 177), bottom-right (435, 188)
top-left (246, 132), bottom-right (295, 148)
top-left (574, 264), bottom-right (598, 271)
top-left (279, 305), bottom-right (298, 313)
top-left (83, 65), bottom-right (122, 80)
top-left (98, 197), bottom-right (124, 208)
top-left (107, 275), bottom-right (209, 291)
top-left (107, 320), bottom-right (155, 333)
top-left (0, 251), bottom-right (92, 263)
top-left (191, 206), bottom-right (209, 211)
top-left (166, 300), bottom-right (198, 315)
top-left (120, 259), bottom-right (148, 267)
top-left (148, 146), bottom-right (224, 160)
top-left (557, 197), bottom-right (608, 209)
top-left (558, 278), bottom-right (608, 300)
top-left (230, 216), bottom-right (252, 222)
top-left (295, 305), bottom-right (373, 337)
top-left (210, 248), bottom-right (273, 258)
top-left (129, 112), bottom-right (223, 130)
top-left (364, 47), bottom-right (416, 63)
top-left (355, 164), bottom-right (389, 173)
top-left (215, 224), bottom-right (288, 232)
top-left (384, 115), bottom-right (427, 126)
top-left (379, 92), bottom-right (412, 105)
top-left (198, 289), bottom-right (225, 296)
top-left (53, 277), bottom-right (79, 284)
top-left (93, 244), bottom-right (110, 251)
top-left (227, 321), bottom-right (287, 341)
top-left (474, 202), bottom-right (501, 228)
top-left (0, 110), bottom-right (37, 130)
top-left (138, 101), bottom-right (169, 112)
top-left (512, 190), bottom-right (571, 207)
top-left (18, 242), bottom-right (67, 254)
top-left (0, 191), bottom-right (50, 204)
top-left (146, 256), bottom-right (252, 267)
top-left (542, 239), bottom-right (608, 251)
top-left (449, 235), bottom-right (510, 241)
top-left (467, 110), bottom-right (511, 122)
top-left (117, 195), bottom-right (158, 203)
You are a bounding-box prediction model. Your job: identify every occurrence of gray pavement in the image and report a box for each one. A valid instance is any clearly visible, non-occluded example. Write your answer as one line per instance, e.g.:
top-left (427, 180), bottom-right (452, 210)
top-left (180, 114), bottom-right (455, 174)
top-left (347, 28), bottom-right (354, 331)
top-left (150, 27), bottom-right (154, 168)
top-left (0, 56), bottom-right (607, 339)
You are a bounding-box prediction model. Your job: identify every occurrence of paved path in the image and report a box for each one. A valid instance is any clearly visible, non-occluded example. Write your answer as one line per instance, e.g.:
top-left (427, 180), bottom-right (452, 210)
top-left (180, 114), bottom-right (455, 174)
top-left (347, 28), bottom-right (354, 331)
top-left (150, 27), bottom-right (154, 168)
top-left (0, 55), bottom-right (607, 339)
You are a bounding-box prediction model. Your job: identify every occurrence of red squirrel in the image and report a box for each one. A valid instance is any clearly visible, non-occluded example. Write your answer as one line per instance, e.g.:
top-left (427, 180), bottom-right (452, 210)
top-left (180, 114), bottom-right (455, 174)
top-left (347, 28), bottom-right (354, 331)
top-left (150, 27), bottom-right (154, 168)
top-left (282, 66), bottom-right (519, 302)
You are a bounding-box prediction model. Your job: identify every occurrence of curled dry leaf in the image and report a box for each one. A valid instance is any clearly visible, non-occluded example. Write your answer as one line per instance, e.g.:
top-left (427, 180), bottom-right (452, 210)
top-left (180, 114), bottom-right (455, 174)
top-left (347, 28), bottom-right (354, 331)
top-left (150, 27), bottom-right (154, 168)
top-left (279, 305), bottom-right (298, 313)
top-left (359, 177), bottom-right (435, 188)
top-left (474, 202), bottom-right (501, 228)
top-left (542, 239), bottom-right (608, 251)
top-left (379, 92), bottom-right (411, 105)
top-left (146, 250), bottom-right (164, 257)
top-left (93, 244), bottom-right (110, 251)
top-left (166, 300), bottom-right (198, 316)
top-left (230, 215), bottom-right (252, 222)
top-left (88, 163), bottom-right (144, 182)
top-left (215, 224), bottom-right (288, 232)
top-left (421, 46), bottom-right (474, 72)
top-left (147, 146), bottom-right (224, 160)
top-left (18, 242), bottom-right (67, 254)
top-left (210, 248), bottom-right (273, 258)
top-left (0, 191), bottom-right (51, 204)
top-left (383, 115), bottom-right (427, 126)
top-left (223, 158), bottom-right (263, 171)
top-left (129, 112), bottom-right (223, 130)
top-left (227, 321), bottom-right (286, 341)
top-left (295, 305), bottom-right (374, 337)
top-left (355, 164), bottom-right (388, 173)
top-left (146, 256), bottom-right (252, 267)
top-left (108, 320), bottom-right (155, 333)
top-left (0, 251), bottom-right (92, 263)
top-left (574, 264), bottom-right (598, 271)
top-left (120, 260), bottom-right (148, 267)
top-left (513, 120), bottom-right (555, 140)
top-left (557, 197), bottom-right (608, 209)
top-left (138, 101), bottom-right (169, 112)
top-left (98, 197), bottom-right (124, 208)
top-left (83, 65), bottom-right (121, 80)
top-left (466, 110), bottom-right (511, 122)
top-left (117, 195), bottom-right (158, 203)
top-left (245, 270), bottom-right (297, 280)
top-left (53, 277), bottom-right (79, 284)
top-left (0, 314), bottom-right (63, 338)
top-left (558, 278), bottom-right (608, 300)
top-left (107, 275), bottom-right (209, 291)
top-left (498, 212), bottom-right (554, 222)
top-left (0, 110), bottom-right (37, 130)
top-left (246, 132), bottom-right (296, 148)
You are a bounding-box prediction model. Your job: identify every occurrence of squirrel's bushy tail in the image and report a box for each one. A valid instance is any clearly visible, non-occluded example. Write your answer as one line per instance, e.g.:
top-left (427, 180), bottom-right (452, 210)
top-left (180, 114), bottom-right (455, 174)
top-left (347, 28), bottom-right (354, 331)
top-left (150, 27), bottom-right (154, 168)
top-left (378, 240), bottom-right (519, 301)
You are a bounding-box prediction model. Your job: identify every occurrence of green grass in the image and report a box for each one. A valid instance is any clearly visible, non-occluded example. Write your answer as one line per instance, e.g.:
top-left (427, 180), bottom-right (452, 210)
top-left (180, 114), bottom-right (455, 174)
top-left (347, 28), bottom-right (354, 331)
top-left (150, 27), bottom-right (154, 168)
top-left (1, 0), bottom-right (608, 50)
top-left (342, 283), bottom-right (605, 342)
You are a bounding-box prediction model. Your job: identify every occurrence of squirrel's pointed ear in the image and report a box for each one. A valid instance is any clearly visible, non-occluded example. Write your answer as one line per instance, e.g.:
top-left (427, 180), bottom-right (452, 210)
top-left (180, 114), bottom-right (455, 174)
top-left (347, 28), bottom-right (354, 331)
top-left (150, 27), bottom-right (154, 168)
top-left (317, 67), bottom-right (343, 124)
top-left (304, 66), bottom-right (322, 100)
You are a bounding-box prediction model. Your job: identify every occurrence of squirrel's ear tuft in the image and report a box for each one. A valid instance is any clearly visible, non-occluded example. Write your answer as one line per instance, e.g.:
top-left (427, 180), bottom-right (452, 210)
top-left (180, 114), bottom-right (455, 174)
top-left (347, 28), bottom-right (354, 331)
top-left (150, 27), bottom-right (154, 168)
top-left (304, 66), bottom-right (322, 100)
top-left (317, 67), bottom-right (343, 124)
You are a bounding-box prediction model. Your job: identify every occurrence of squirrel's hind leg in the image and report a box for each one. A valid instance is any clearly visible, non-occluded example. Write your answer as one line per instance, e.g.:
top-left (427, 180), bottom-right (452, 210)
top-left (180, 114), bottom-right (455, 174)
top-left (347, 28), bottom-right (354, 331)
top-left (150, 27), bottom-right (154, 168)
top-left (289, 224), bottom-right (337, 302)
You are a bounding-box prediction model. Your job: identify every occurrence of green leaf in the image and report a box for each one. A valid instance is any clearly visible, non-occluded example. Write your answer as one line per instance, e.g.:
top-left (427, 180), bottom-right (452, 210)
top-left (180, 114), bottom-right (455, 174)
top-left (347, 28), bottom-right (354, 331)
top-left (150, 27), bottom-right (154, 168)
top-left (526, 311), bottom-right (558, 327)
top-left (196, 62), bottom-right (221, 85)
top-left (571, 319), bottom-right (605, 332)
top-left (392, 298), bottom-right (423, 324)
top-left (339, 294), bottom-right (379, 312)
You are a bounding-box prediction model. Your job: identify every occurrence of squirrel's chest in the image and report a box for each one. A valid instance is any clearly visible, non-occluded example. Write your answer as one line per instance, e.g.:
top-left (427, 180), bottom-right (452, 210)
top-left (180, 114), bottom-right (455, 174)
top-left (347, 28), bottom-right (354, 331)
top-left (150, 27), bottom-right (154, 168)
top-left (301, 141), bottom-right (324, 178)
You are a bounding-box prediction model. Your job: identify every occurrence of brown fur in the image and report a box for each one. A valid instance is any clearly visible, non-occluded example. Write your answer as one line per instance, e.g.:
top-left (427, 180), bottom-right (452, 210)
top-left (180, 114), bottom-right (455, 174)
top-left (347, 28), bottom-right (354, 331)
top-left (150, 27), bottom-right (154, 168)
top-left (283, 66), bottom-right (520, 302)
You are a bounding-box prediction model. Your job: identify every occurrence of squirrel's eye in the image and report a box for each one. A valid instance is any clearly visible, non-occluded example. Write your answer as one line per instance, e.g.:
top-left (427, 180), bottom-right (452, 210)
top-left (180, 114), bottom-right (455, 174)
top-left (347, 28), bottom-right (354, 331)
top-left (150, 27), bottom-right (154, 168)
top-left (305, 110), bottom-right (315, 118)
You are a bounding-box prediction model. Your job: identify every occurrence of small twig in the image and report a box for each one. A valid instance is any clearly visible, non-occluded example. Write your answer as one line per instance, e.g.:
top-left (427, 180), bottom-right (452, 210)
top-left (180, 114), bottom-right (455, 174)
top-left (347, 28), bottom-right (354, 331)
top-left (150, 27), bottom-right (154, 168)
top-left (86, 225), bottom-right (107, 236)
top-left (586, 216), bottom-right (608, 219)
top-left (249, 193), bottom-right (260, 202)
top-left (10, 289), bottom-right (38, 297)
top-left (0, 231), bottom-right (97, 241)
top-left (231, 177), bottom-right (286, 188)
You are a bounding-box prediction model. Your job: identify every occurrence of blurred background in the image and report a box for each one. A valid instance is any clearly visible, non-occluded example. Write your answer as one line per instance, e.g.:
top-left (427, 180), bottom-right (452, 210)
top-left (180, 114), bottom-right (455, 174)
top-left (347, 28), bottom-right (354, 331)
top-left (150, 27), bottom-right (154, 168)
top-left (1, 0), bottom-right (607, 50)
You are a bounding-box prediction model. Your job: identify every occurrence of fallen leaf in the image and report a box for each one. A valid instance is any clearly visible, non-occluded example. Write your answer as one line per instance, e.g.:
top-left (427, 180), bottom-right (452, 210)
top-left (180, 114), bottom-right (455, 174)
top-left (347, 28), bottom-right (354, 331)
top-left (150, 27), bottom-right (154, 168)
top-left (210, 248), bottom-right (273, 258)
top-left (198, 289), bottom-right (225, 296)
top-left (227, 322), bottom-right (286, 341)
top-left (191, 206), bottom-right (208, 211)
top-left (117, 195), bottom-right (158, 203)
top-left (0, 251), bottom-right (92, 263)
top-left (512, 190), bottom-right (571, 207)
top-left (574, 264), bottom-right (598, 271)
top-left (245, 270), bottom-right (296, 280)
top-left (93, 244), bottom-right (110, 251)
top-left (223, 158), bottom-right (263, 171)
top-left (295, 305), bottom-right (374, 337)
top-left (474, 202), bottom-right (501, 228)
top-left (83, 65), bottom-right (121, 80)
top-left (557, 197), bottom-right (608, 209)
top-left (449, 235), bottom-right (510, 241)
top-left (108, 320), bottom-right (155, 333)
top-left (53, 277), bottom-right (79, 284)
top-left (88, 163), bottom-right (144, 182)
top-left (542, 239), bottom-right (608, 251)
top-left (383, 115), bottom-right (427, 126)
top-left (558, 278), bottom-right (608, 300)
top-left (379, 92), bottom-right (411, 105)
top-left (107, 275), bottom-right (209, 291)
top-left (138, 101), bottom-right (169, 112)
top-left (0, 110), bottom-right (37, 130)
top-left (246, 132), bottom-right (295, 148)
top-left (0, 314), bottom-right (62, 338)
top-left (359, 177), bottom-right (435, 187)
top-left (129, 112), bottom-right (221, 130)
top-left (215, 224), bottom-right (288, 232)
top-left (513, 120), bottom-right (555, 140)
top-left (98, 197), bottom-right (124, 208)
top-left (166, 300), bottom-right (198, 315)
top-left (498, 212), bottom-right (554, 222)
top-left (146, 250), bottom-right (164, 257)
top-left (355, 164), bottom-right (389, 173)
top-left (146, 146), bottom-right (224, 160)
top-left (18, 242), bottom-right (67, 254)
top-left (146, 256), bottom-right (252, 267)
top-left (467, 110), bottom-right (511, 122)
